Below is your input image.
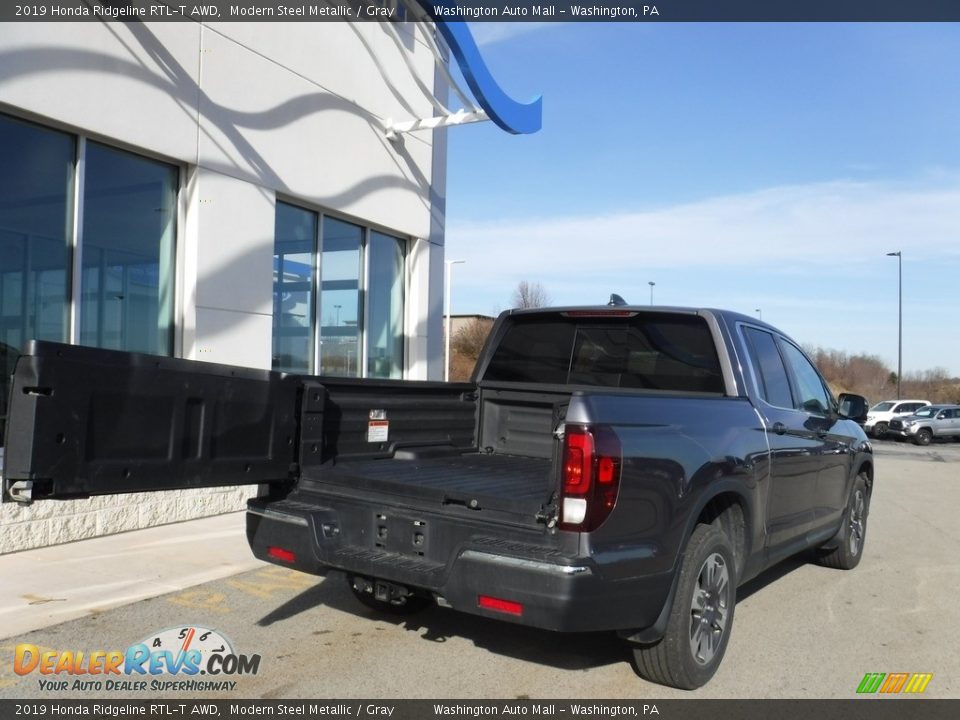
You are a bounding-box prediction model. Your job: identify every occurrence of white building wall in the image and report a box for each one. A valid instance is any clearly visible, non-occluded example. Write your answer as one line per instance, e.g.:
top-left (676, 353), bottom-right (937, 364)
top-left (0, 20), bottom-right (447, 553)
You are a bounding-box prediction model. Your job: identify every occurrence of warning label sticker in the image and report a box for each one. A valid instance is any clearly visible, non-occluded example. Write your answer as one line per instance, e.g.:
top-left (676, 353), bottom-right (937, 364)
top-left (368, 420), bottom-right (389, 443)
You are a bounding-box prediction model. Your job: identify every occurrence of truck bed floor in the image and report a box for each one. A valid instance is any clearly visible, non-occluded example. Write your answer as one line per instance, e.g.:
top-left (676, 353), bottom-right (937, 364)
top-left (302, 453), bottom-right (554, 516)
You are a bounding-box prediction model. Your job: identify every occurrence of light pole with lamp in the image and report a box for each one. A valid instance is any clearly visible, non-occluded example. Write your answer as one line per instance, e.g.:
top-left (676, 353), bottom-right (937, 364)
top-left (648, 281), bottom-right (655, 305)
top-left (755, 308), bottom-right (762, 321)
top-left (887, 251), bottom-right (902, 399)
top-left (444, 259), bottom-right (465, 382)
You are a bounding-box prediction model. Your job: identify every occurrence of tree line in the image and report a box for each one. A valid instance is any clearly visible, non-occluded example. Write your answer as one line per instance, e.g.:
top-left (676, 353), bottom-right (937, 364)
top-left (448, 281), bottom-right (960, 403)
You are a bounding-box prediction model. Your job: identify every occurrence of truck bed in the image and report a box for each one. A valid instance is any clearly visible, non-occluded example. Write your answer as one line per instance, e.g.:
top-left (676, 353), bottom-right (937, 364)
top-left (301, 452), bottom-right (555, 520)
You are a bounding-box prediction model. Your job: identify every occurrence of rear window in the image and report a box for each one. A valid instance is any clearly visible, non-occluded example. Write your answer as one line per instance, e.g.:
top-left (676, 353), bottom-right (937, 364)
top-left (482, 313), bottom-right (724, 393)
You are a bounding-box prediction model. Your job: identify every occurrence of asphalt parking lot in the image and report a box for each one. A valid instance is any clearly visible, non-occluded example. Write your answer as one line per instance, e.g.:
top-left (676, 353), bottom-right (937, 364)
top-left (1, 438), bottom-right (958, 700)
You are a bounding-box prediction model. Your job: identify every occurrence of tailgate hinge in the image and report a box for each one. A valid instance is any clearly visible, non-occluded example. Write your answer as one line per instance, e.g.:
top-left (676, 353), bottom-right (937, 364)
top-left (536, 494), bottom-right (560, 529)
top-left (5, 480), bottom-right (34, 504)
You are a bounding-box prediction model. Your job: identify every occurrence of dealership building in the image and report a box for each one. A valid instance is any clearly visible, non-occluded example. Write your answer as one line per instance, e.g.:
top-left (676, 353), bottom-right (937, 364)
top-left (0, 12), bottom-right (538, 553)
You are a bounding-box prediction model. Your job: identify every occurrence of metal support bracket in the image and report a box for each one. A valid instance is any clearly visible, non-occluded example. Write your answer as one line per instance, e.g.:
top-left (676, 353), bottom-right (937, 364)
top-left (385, 109), bottom-right (489, 141)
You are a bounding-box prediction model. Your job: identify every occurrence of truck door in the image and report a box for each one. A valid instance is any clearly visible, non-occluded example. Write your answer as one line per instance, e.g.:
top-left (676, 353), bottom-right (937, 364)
top-left (2, 341), bottom-right (298, 504)
top-left (740, 327), bottom-right (819, 548)
top-left (775, 340), bottom-right (853, 531)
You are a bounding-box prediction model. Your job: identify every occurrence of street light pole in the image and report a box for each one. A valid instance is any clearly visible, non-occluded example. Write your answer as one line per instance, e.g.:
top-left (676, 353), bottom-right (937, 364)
top-left (444, 259), bottom-right (465, 382)
top-left (648, 281), bottom-right (655, 306)
top-left (887, 251), bottom-right (902, 399)
top-left (755, 308), bottom-right (762, 321)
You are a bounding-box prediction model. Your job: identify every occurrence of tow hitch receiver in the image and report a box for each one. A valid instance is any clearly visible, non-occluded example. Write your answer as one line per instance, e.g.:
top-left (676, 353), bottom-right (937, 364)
top-left (350, 575), bottom-right (413, 605)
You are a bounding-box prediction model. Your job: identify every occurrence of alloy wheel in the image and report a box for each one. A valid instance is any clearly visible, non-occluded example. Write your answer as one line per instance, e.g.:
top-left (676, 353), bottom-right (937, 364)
top-left (689, 552), bottom-right (730, 665)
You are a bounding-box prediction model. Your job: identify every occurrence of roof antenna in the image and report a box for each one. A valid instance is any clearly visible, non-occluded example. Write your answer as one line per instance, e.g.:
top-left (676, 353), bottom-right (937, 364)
top-left (608, 293), bottom-right (627, 306)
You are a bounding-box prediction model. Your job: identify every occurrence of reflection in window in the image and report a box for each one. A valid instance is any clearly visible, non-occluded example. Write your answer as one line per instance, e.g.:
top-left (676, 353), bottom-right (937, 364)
top-left (272, 203), bottom-right (317, 373)
top-left (0, 115), bottom-right (73, 448)
top-left (0, 114), bottom-right (74, 351)
top-left (779, 341), bottom-right (831, 415)
top-left (79, 142), bottom-right (177, 356)
top-left (319, 217), bottom-right (362, 377)
top-left (366, 232), bottom-right (405, 379)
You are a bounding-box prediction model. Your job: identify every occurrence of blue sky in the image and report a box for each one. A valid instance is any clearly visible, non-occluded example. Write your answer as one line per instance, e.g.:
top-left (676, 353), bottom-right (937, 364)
top-left (442, 23), bottom-right (960, 377)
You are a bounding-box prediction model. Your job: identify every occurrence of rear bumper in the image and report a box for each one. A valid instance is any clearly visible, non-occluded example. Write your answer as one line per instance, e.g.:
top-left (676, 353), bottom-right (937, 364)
top-left (245, 497), bottom-right (674, 634)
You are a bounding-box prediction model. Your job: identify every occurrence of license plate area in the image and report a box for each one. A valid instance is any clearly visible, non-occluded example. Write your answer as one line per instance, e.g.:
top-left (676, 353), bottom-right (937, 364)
top-left (372, 512), bottom-right (429, 557)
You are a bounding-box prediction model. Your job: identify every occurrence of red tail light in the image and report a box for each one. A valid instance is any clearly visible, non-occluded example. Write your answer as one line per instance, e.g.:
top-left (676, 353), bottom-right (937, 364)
top-left (478, 595), bottom-right (524, 617)
top-left (267, 546), bottom-right (296, 563)
top-left (559, 425), bottom-right (621, 532)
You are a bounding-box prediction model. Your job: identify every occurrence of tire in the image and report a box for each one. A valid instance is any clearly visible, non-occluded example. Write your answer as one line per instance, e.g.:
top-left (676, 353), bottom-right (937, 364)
top-left (872, 422), bottom-right (888, 439)
top-left (633, 524), bottom-right (736, 690)
top-left (346, 574), bottom-right (431, 615)
top-left (817, 473), bottom-right (870, 570)
top-left (914, 428), bottom-right (932, 446)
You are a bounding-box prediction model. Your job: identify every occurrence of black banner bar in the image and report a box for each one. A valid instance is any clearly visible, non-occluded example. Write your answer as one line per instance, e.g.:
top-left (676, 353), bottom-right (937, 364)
top-left (3, 0), bottom-right (960, 23)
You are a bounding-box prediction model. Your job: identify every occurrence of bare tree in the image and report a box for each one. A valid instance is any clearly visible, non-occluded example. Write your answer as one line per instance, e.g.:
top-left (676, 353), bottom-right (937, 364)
top-left (805, 344), bottom-right (960, 404)
top-left (511, 280), bottom-right (551, 309)
top-left (448, 317), bottom-right (495, 382)
top-left (451, 317), bottom-right (495, 361)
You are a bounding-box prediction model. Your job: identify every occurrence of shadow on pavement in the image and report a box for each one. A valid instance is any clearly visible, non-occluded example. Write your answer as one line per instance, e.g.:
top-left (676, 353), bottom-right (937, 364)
top-left (256, 570), bottom-right (629, 673)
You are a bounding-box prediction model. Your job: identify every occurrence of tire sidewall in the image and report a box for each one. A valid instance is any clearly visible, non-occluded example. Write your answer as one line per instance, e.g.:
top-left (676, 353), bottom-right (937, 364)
top-left (839, 474), bottom-right (870, 567)
top-left (668, 524), bottom-right (737, 689)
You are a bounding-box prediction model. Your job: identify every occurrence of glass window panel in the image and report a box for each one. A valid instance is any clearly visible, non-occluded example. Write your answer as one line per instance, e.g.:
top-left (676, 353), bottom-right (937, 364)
top-left (484, 313), bottom-right (722, 392)
top-left (272, 202), bottom-right (317, 373)
top-left (319, 217), bottom-right (362, 377)
top-left (743, 327), bottom-right (794, 409)
top-left (366, 231), bottom-right (404, 379)
top-left (0, 114), bottom-right (73, 351)
top-left (79, 142), bottom-right (177, 356)
top-left (779, 341), bottom-right (832, 416)
top-left (0, 114), bottom-right (73, 446)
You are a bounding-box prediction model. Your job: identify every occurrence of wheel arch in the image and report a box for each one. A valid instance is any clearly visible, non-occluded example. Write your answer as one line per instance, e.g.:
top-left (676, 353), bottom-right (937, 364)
top-left (619, 481), bottom-right (753, 646)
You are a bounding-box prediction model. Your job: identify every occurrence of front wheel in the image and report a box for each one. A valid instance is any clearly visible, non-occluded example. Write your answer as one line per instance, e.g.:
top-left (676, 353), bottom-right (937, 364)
top-left (914, 429), bottom-right (932, 446)
top-left (872, 422), bottom-right (888, 439)
top-left (633, 524), bottom-right (736, 690)
top-left (816, 473), bottom-right (870, 570)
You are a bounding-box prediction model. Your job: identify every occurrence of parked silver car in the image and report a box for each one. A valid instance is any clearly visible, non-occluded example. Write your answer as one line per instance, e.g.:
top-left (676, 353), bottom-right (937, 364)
top-left (889, 405), bottom-right (960, 445)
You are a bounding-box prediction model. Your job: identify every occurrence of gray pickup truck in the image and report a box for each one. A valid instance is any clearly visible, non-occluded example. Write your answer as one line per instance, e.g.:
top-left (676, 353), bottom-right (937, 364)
top-left (889, 405), bottom-right (960, 444)
top-left (2, 306), bottom-right (871, 689)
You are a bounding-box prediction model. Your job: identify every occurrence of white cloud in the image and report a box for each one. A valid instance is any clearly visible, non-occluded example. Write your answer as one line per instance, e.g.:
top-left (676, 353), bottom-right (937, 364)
top-left (467, 22), bottom-right (553, 48)
top-left (447, 178), bottom-right (960, 301)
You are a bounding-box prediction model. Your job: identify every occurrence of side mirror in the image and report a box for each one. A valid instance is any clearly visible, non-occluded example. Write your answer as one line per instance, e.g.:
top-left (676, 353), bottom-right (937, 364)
top-left (837, 393), bottom-right (868, 423)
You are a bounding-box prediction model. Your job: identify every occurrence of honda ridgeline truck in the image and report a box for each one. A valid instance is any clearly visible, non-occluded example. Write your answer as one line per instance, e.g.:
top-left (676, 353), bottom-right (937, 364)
top-left (1, 306), bottom-right (872, 689)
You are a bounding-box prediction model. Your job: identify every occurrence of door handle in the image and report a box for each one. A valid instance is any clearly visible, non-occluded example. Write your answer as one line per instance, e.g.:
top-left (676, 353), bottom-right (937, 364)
top-left (771, 422), bottom-right (787, 435)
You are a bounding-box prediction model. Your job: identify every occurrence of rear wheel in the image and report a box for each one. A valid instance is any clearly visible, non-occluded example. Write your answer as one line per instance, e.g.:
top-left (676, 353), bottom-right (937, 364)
top-left (872, 422), bottom-right (888, 439)
top-left (633, 524), bottom-right (736, 690)
top-left (346, 574), bottom-right (431, 615)
top-left (914, 428), bottom-right (932, 446)
top-left (817, 473), bottom-right (869, 570)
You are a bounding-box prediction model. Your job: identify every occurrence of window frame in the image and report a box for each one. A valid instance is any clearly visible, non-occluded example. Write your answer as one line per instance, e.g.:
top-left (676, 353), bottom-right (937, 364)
top-left (272, 196), bottom-right (410, 379)
top-left (0, 111), bottom-right (183, 357)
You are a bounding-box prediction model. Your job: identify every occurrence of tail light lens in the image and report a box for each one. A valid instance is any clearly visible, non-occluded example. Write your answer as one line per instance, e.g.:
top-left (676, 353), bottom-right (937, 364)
top-left (559, 425), bottom-right (622, 532)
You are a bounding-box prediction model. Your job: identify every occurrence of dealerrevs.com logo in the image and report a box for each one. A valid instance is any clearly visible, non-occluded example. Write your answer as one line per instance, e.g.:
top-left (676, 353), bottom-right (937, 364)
top-left (14, 626), bottom-right (261, 692)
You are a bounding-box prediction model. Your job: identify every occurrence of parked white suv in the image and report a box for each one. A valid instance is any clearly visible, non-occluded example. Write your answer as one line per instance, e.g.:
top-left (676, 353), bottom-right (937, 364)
top-left (865, 399), bottom-right (931, 438)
